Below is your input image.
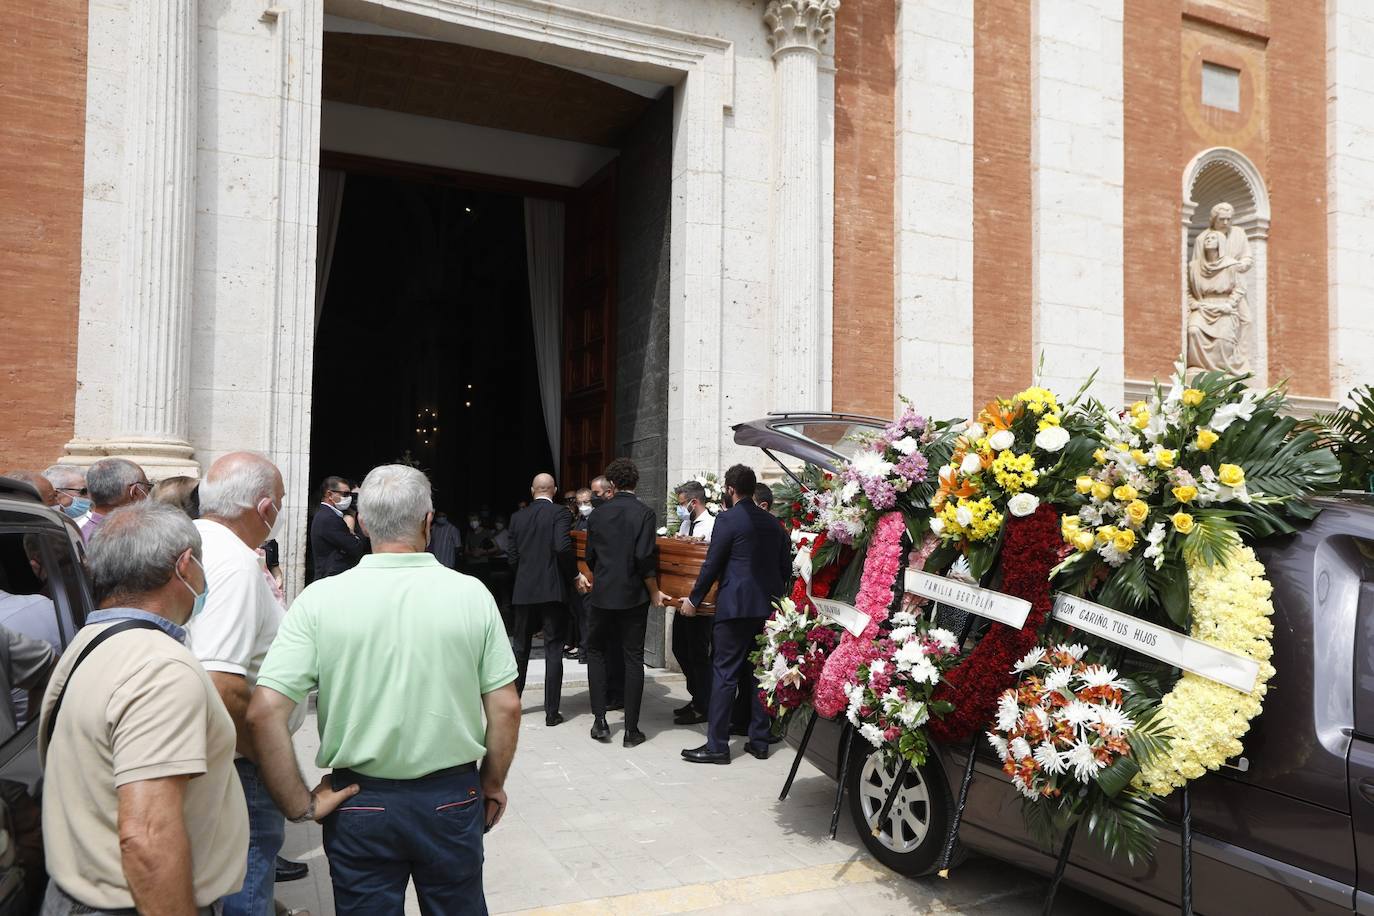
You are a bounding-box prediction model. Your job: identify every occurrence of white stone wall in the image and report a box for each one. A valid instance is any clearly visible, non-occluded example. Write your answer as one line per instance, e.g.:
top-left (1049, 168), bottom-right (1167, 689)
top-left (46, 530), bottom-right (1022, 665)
top-left (1327, 0), bottom-right (1374, 398)
top-left (893, 0), bottom-right (974, 420)
top-left (1030, 0), bottom-right (1124, 403)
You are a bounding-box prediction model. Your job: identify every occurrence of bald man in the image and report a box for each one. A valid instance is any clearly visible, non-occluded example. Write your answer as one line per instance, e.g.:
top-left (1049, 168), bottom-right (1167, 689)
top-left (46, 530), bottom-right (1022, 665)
top-left (507, 472), bottom-right (577, 725)
top-left (185, 451), bottom-right (295, 914)
top-left (5, 470), bottom-right (60, 510)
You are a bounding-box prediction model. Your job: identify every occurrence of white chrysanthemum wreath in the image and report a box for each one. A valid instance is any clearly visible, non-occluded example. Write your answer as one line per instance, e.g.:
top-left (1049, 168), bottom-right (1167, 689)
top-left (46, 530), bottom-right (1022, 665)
top-left (1135, 541), bottom-right (1276, 795)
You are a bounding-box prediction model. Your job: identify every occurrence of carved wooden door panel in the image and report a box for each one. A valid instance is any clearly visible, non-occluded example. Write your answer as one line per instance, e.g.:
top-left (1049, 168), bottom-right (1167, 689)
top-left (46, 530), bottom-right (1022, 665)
top-left (561, 163), bottom-right (617, 489)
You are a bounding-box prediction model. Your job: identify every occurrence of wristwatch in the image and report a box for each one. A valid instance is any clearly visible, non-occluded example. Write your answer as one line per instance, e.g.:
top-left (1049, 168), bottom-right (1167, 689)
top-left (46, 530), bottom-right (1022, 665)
top-left (288, 793), bottom-right (317, 824)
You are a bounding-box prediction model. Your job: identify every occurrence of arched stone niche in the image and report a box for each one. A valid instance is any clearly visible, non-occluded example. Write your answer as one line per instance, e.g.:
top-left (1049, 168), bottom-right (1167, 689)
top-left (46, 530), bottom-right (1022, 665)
top-left (1181, 147), bottom-right (1270, 383)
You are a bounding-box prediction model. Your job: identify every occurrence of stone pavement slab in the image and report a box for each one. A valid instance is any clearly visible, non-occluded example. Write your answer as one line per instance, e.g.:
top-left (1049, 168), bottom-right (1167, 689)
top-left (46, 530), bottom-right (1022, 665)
top-left (275, 676), bottom-right (1114, 915)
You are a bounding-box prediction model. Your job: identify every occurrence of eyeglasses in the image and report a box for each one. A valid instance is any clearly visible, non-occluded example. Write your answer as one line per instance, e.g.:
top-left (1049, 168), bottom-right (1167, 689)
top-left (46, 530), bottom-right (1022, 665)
top-left (131, 481), bottom-right (152, 497)
top-left (331, 489), bottom-right (352, 497)
top-left (56, 486), bottom-right (87, 497)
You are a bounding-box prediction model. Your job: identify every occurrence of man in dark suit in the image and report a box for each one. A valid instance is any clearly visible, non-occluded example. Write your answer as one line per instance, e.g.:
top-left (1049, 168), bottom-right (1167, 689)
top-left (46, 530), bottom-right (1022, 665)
top-left (680, 464), bottom-right (791, 765)
top-left (579, 458), bottom-right (668, 748)
top-left (310, 476), bottom-right (366, 579)
top-left (508, 473), bottom-right (576, 726)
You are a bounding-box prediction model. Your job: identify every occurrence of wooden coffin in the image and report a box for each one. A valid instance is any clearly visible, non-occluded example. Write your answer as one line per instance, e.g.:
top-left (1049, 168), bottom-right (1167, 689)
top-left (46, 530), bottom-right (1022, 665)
top-left (572, 530), bottom-right (718, 613)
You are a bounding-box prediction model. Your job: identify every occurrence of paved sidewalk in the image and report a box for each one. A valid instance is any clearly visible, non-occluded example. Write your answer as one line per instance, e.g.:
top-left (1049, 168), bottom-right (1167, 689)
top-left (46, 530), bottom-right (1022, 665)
top-left (275, 671), bottom-right (1109, 915)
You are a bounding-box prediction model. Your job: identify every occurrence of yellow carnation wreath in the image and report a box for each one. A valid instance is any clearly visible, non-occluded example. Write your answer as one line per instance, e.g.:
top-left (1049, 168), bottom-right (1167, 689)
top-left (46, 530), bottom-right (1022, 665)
top-left (1135, 541), bottom-right (1276, 796)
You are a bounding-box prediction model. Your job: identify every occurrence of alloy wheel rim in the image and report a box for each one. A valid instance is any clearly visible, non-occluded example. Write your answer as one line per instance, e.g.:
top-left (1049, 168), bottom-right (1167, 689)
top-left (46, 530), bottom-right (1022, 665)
top-left (857, 751), bottom-right (931, 853)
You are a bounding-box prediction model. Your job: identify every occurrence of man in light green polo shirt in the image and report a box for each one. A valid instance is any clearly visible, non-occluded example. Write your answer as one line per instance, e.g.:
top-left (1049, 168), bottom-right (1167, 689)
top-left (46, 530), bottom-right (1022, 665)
top-left (247, 464), bottom-right (521, 915)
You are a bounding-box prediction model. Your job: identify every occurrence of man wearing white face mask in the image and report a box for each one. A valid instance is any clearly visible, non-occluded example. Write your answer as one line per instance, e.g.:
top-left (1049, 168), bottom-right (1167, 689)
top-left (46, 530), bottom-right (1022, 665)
top-left (188, 452), bottom-right (296, 916)
top-left (310, 475), bottom-right (366, 580)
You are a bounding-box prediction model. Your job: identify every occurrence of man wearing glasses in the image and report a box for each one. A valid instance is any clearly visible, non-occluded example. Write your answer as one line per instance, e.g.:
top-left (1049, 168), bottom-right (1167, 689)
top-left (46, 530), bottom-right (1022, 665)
top-left (76, 458), bottom-right (151, 544)
top-left (43, 464), bottom-right (92, 520)
top-left (310, 475), bottom-right (367, 580)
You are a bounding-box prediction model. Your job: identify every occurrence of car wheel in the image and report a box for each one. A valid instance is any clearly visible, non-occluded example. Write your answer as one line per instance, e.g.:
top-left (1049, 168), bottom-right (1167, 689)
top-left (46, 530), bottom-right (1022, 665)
top-left (846, 742), bottom-right (956, 876)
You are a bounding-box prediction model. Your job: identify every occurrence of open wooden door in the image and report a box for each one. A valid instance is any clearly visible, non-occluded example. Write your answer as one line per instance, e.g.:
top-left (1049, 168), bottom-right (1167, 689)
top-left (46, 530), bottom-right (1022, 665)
top-left (561, 163), bottom-right (617, 489)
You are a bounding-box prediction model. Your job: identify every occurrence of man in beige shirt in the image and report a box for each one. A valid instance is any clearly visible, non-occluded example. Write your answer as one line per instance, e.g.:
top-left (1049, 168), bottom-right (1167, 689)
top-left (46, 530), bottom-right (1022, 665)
top-left (37, 503), bottom-right (323, 914)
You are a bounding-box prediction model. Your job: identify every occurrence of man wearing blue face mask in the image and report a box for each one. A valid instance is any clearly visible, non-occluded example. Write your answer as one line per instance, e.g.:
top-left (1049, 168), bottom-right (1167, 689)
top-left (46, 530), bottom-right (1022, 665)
top-left (43, 464), bottom-right (90, 520)
top-left (187, 452), bottom-right (299, 916)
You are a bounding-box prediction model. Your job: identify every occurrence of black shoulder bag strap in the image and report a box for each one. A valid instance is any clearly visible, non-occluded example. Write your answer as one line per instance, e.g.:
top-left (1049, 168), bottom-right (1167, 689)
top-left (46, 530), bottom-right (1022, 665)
top-left (45, 619), bottom-right (166, 746)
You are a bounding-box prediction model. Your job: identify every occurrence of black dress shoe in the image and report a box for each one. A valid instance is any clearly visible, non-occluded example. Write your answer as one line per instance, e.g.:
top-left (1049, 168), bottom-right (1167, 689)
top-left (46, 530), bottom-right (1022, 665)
top-left (623, 729), bottom-right (647, 748)
top-left (681, 744), bottom-right (730, 765)
top-left (674, 708), bottom-right (708, 725)
top-left (590, 718), bottom-right (611, 741)
top-left (546, 713), bottom-right (565, 727)
top-left (275, 856), bottom-right (309, 883)
top-left (745, 742), bottom-right (770, 761)
top-left (674, 701), bottom-right (696, 716)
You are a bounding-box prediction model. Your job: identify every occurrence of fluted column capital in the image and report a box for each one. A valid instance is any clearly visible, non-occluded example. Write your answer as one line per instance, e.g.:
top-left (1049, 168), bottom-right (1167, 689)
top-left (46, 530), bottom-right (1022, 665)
top-left (764, 0), bottom-right (839, 57)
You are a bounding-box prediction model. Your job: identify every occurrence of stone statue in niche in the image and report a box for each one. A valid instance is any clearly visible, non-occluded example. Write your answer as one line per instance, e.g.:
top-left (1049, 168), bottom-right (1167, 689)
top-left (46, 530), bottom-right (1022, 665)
top-left (1186, 202), bottom-right (1254, 374)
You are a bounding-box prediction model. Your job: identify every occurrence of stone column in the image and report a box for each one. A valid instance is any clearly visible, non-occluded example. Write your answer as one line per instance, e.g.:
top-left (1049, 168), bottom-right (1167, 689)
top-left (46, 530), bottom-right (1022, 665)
top-left (65, 0), bottom-right (199, 478)
top-left (765, 0), bottom-right (838, 410)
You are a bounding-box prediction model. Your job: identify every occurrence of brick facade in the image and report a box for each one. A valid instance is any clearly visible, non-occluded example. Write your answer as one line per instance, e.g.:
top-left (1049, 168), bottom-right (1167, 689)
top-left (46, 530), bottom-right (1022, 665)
top-left (0, 2), bottom-right (86, 470)
top-left (971, 0), bottom-right (1033, 408)
top-left (832, 0), bottom-right (895, 418)
top-left (1124, 1), bottom-right (1183, 380)
top-left (1267, 0), bottom-right (1329, 396)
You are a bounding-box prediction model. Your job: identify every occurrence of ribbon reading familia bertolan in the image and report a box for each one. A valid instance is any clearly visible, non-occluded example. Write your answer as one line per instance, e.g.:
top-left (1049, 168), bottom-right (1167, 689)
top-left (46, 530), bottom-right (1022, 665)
top-left (903, 570), bottom-right (1031, 629)
top-left (1051, 593), bottom-right (1260, 693)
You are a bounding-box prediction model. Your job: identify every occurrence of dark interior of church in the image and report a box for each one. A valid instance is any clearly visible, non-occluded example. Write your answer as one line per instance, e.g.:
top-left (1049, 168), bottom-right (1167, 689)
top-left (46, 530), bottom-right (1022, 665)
top-left (309, 171), bottom-right (554, 522)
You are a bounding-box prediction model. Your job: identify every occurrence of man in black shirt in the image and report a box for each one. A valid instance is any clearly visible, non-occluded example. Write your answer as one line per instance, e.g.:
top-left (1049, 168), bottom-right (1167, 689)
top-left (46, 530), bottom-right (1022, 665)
top-left (309, 476), bottom-right (365, 580)
top-left (580, 459), bottom-right (669, 748)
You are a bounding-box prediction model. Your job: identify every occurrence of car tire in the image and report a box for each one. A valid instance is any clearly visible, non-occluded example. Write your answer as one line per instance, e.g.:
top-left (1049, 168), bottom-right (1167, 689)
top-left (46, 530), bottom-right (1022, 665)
top-left (846, 740), bottom-right (958, 877)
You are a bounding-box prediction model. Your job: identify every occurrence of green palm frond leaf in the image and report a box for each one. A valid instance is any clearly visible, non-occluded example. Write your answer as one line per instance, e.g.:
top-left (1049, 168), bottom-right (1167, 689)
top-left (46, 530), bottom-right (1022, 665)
top-left (1302, 384), bottom-right (1374, 490)
top-left (1214, 408), bottom-right (1340, 536)
top-left (1181, 510), bottom-right (1242, 569)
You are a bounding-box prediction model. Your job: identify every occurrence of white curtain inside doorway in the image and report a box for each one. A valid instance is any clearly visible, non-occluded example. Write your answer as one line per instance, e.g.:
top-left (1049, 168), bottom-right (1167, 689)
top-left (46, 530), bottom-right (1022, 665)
top-left (314, 168), bottom-right (347, 334)
top-left (524, 197), bottom-right (565, 464)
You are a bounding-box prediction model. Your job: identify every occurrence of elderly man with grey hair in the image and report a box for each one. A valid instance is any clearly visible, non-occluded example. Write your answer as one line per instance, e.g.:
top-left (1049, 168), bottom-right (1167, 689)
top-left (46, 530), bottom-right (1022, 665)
top-left (249, 464), bottom-right (521, 915)
top-left (77, 457), bottom-right (151, 544)
top-left (42, 464), bottom-right (90, 520)
top-left (186, 451), bottom-right (296, 916)
top-left (37, 502), bottom-right (252, 914)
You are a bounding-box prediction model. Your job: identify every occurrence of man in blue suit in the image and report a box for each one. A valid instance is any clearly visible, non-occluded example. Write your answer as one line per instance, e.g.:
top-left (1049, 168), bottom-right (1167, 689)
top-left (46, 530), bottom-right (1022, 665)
top-left (680, 464), bottom-right (792, 765)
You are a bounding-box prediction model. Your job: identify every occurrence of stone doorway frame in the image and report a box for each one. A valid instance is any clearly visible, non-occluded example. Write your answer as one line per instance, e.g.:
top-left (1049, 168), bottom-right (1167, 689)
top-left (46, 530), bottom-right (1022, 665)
top-left (267, 0), bottom-right (736, 595)
top-left (1180, 146), bottom-right (1271, 384)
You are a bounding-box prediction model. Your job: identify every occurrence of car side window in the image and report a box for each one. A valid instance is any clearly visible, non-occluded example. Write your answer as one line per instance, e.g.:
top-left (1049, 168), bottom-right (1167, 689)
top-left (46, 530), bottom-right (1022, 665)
top-left (0, 532), bottom-right (69, 742)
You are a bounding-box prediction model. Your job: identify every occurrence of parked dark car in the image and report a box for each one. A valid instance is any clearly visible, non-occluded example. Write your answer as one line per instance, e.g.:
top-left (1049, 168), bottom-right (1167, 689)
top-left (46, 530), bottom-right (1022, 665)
top-left (0, 477), bottom-right (93, 910)
top-left (737, 412), bottom-right (1374, 916)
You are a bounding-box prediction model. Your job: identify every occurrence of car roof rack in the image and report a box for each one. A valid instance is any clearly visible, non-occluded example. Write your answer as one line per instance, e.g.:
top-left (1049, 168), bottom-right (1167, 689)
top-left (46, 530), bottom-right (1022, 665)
top-left (0, 476), bottom-right (42, 504)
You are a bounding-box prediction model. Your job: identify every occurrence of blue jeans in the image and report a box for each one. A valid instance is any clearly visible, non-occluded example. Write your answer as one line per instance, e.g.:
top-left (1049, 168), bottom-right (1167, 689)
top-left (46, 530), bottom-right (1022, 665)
top-left (223, 759), bottom-right (285, 916)
top-left (323, 765), bottom-right (486, 915)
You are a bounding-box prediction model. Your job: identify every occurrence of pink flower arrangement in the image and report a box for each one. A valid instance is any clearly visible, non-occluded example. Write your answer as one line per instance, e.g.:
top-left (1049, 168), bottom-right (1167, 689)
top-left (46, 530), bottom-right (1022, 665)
top-left (814, 512), bottom-right (907, 718)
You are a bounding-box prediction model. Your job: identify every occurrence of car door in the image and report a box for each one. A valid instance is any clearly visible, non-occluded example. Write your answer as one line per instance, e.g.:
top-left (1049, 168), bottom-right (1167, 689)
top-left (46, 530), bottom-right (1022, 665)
top-left (1345, 534), bottom-right (1374, 914)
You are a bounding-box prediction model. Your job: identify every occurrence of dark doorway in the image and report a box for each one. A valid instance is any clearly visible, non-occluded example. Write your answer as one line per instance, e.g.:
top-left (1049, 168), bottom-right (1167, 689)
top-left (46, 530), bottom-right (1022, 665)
top-left (308, 171), bottom-right (554, 520)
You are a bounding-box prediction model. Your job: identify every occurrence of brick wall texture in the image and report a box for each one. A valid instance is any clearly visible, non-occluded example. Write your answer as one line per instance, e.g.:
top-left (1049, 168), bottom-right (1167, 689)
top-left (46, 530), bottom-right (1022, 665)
top-left (971, 0), bottom-right (1033, 407)
top-left (1266, 0), bottom-right (1329, 396)
top-left (0, 2), bottom-right (86, 470)
top-left (1124, 0), bottom-right (1183, 379)
top-left (831, 0), bottom-right (896, 418)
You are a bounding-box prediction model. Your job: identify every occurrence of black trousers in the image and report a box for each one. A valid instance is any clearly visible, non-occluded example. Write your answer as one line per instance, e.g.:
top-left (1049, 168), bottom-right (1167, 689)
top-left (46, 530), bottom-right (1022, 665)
top-left (672, 612), bottom-right (713, 714)
top-left (588, 603), bottom-right (647, 730)
top-left (512, 602), bottom-right (568, 715)
top-left (707, 617), bottom-right (770, 753)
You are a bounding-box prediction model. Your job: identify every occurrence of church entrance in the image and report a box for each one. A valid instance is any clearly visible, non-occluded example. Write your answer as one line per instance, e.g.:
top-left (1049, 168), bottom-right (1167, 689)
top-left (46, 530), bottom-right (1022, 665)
top-left (307, 19), bottom-right (673, 523)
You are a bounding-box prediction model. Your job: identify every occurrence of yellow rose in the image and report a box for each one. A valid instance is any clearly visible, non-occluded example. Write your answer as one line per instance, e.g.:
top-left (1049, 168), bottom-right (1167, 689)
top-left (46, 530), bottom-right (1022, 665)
top-left (1113, 484), bottom-right (1138, 502)
top-left (1196, 429), bottom-right (1219, 451)
top-left (1091, 481), bottom-right (1113, 502)
top-left (1132, 411), bottom-right (1151, 430)
top-left (1062, 514), bottom-right (1081, 531)
top-left (1093, 448), bottom-right (1108, 465)
top-left (1075, 475), bottom-right (1095, 494)
top-left (1097, 525), bottom-right (1118, 543)
top-left (1073, 531), bottom-right (1096, 552)
top-left (1172, 512), bottom-right (1194, 534)
top-left (1218, 463), bottom-right (1245, 487)
top-left (1156, 448), bottom-right (1176, 469)
top-left (1182, 388), bottom-right (1205, 407)
top-left (1172, 485), bottom-right (1198, 504)
top-left (1113, 529), bottom-right (1137, 553)
top-left (1125, 500), bottom-right (1150, 526)
top-left (1130, 448), bottom-right (1150, 466)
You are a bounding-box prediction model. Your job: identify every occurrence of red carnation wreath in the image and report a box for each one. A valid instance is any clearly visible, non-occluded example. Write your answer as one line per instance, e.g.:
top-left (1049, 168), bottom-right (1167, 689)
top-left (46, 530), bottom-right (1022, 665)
top-left (926, 503), bottom-right (1060, 743)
